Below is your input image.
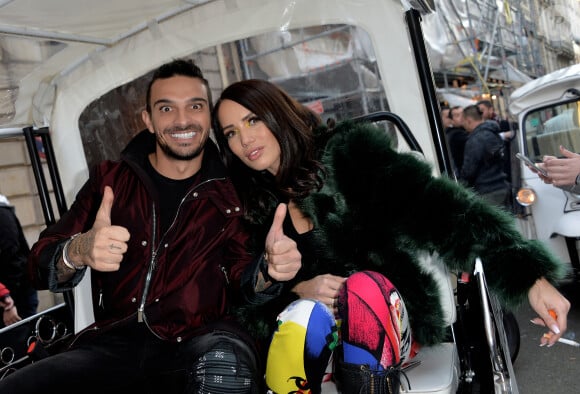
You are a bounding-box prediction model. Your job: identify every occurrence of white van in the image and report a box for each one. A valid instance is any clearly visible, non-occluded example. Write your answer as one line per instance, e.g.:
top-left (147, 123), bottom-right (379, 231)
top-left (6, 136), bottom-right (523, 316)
top-left (510, 64), bottom-right (580, 277)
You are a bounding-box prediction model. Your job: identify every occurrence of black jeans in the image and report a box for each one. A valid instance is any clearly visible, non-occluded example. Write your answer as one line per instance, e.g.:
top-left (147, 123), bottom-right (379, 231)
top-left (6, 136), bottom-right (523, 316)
top-left (0, 323), bottom-right (258, 394)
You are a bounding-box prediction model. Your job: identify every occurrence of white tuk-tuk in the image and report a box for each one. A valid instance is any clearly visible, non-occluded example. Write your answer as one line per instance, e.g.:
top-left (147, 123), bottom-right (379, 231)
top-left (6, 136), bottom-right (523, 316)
top-left (510, 64), bottom-right (580, 278)
top-left (0, 1), bottom-right (520, 392)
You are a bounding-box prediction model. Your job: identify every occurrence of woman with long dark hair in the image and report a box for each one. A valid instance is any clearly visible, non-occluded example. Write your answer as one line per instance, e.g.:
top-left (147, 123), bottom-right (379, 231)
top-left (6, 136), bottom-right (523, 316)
top-left (213, 79), bottom-right (569, 394)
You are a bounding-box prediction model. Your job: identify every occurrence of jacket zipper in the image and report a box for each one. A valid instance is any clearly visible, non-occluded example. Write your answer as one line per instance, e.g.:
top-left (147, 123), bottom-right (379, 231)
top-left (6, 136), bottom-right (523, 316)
top-left (220, 265), bottom-right (230, 285)
top-left (137, 177), bottom-right (226, 324)
top-left (138, 203), bottom-right (157, 323)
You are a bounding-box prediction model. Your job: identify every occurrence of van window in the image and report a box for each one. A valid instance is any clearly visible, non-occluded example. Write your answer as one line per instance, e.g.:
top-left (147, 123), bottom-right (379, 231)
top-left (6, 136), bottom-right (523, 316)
top-left (78, 24), bottom-right (388, 168)
top-left (522, 100), bottom-right (580, 160)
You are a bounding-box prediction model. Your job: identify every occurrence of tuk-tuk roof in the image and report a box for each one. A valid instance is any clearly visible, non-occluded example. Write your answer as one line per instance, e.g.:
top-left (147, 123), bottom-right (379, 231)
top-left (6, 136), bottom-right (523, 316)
top-left (0, 0), bottom-right (435, 132)
top-left (509, 64), bottom-right (580, 116)
top-left (0, 0), bottom-right (443, 203)
top-left (0, 0), bottom-right (214, 130)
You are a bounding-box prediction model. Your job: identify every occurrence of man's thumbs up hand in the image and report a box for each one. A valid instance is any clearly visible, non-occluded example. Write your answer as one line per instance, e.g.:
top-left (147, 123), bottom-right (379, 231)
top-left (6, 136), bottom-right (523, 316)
top-left (263, 203), bottom-right (301, 282)
top-left (68, 186), bottom-right (130, 272)
top-left (93, 185), bottom-right (114, 229)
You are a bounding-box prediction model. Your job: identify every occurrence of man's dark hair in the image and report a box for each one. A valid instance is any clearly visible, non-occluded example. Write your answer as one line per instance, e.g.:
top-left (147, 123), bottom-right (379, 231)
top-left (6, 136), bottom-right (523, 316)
top-left (477, 99), bottom-right (493, 109)
top-left (463, 104), bottom-right (483, 120)
top-left (145, 59), bottom-right (211, 113)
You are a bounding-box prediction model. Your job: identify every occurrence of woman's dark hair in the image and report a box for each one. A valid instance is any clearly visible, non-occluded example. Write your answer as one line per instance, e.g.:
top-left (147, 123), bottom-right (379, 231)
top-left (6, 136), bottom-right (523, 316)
top-left (212, 79), bottom-right (325, 224)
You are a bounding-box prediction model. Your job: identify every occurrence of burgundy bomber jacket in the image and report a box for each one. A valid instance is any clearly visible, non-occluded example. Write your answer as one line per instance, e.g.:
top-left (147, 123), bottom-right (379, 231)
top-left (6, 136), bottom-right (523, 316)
top-left (28, 131), bottom-right (255, 342)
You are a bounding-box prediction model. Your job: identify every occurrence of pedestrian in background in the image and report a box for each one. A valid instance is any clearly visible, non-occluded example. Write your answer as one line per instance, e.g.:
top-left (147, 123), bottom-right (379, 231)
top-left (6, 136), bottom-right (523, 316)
top-left (0, 193), bottom-right (38, 327)
top-left (440, 106), bottom-right (452, 129)
top-left (445, 106), bottom-right (469, 177)
top-left (460, 105), bottom-right (510, 208)
top-left (477, 99), bottom-right (514, 141)
top-left (478, 99), bottom-right (515, 189)
top-left (0, 281), bottom-right (22, 326)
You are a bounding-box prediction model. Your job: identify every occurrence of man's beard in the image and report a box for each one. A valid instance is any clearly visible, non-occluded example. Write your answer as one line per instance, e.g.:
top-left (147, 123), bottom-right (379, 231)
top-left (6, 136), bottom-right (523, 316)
top-left (157, 124), bottom-right (208, 161)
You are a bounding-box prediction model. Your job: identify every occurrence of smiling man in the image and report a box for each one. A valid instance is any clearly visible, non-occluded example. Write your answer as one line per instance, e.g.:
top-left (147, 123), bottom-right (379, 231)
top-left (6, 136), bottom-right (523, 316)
top-left (143, 73), bottom-right (210, 165)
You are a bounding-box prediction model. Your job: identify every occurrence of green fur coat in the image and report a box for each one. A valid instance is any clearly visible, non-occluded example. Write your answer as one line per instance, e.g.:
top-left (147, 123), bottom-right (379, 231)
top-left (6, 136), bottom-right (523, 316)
top-left (237, 120), bottom-right (565, 347)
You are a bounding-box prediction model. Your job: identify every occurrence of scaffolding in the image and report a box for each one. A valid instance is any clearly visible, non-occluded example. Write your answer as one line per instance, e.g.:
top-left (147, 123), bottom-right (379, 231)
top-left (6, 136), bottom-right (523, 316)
top-left (425, 0), bottom-right (576, 113)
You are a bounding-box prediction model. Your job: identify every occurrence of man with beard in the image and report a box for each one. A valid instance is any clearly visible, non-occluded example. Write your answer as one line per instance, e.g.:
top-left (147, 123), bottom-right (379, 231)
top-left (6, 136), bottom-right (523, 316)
top-left (460, 104), bottom-right (510, 208)
top-left (477, 99), bottom-right (515, 189)
top-left (0, 59), bottom-right (301, 394)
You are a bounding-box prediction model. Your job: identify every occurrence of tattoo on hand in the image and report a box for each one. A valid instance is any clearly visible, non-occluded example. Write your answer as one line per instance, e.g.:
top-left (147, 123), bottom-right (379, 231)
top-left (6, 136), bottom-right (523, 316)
top-left (74, 232), bottom-right (93, 260)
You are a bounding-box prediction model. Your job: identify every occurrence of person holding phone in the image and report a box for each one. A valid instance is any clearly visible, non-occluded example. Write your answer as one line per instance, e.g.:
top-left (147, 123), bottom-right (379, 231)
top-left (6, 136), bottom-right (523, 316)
top-left (516, 153), bottom-right (548, 177)
top-left (533, 146), bottom-right (580, 192)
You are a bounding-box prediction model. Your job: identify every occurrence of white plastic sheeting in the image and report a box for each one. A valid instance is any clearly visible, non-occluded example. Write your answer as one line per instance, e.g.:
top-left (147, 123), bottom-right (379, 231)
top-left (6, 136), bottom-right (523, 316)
top-left (0, 0), bottom-right (206, 127)
top-left (0, 0), bottom-right (444, 206)
top-left (489, 62), bottom-right (532, 85)
top-left (437, 88), bottom-right (477, 107)
top-left (0, 0), bottom-right (538, 131)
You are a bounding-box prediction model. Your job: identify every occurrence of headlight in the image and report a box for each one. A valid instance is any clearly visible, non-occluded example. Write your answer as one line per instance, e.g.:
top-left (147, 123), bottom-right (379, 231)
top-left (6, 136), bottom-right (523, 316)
top-left (516, 188), bottom-right (537, 207)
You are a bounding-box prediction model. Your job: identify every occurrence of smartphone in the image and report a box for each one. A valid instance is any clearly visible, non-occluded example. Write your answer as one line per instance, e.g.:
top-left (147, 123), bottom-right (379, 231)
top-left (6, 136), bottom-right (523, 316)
top-left (515, 153), bottom-right (548, 177)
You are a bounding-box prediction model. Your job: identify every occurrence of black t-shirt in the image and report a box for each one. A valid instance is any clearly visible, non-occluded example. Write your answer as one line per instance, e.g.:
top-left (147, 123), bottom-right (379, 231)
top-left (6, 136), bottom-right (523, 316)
top-left (274, 194), bottom-right (317, 272)
top-left (143, 158), bottom-right (201, 235)
top-left (283, 212), bottom-right (316, 266)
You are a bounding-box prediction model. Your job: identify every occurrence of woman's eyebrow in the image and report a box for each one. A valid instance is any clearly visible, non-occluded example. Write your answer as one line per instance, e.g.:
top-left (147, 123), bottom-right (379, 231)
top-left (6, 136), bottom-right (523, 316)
top-left (221, 111), bottom-right (254, 131)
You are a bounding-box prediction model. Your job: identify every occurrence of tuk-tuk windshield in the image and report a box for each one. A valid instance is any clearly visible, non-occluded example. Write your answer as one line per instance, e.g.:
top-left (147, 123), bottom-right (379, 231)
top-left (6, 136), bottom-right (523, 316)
top-left (522, 99), bottom-right (580, 161)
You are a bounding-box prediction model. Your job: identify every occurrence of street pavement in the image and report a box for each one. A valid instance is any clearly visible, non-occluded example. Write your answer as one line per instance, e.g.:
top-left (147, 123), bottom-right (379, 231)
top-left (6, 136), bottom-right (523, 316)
top-left (512, 277), bottom-right (579, 393)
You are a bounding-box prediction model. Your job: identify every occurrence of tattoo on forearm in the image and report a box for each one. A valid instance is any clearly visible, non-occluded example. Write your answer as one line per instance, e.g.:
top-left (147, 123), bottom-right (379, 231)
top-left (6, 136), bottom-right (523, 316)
top-left (56, 256), bottom-right (75, 282)
top-left (56, 232), bottom-right (92, 283)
